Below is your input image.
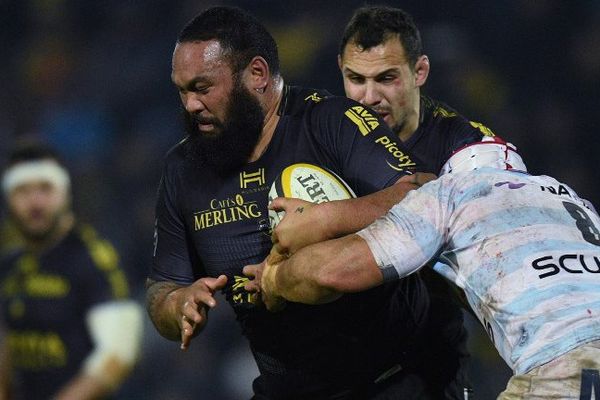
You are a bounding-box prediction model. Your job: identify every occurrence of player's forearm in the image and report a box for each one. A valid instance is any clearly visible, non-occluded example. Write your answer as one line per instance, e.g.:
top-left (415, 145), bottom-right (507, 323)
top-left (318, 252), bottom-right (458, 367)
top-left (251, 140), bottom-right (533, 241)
top-left (52, 373), bottom-right (112, 400)
top-left (323, 181), bottom-right (419, 238)
top-left (268, 235), bottom-right (383, 304)
top-left (145, 279), bottom-right (184, 341)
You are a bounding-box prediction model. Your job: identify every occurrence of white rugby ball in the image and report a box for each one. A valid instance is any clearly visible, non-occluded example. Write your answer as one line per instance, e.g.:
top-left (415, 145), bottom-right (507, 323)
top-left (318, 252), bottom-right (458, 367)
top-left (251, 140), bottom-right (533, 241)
top-left (268, 163), bottom-right (356, 229)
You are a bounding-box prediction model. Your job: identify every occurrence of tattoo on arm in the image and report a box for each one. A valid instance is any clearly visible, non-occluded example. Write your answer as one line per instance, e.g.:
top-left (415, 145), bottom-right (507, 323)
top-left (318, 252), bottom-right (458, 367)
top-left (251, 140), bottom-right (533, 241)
top-left (145, 278), bottom-right (183, 340)
top-left (295, 207), bottom-right (304, 214)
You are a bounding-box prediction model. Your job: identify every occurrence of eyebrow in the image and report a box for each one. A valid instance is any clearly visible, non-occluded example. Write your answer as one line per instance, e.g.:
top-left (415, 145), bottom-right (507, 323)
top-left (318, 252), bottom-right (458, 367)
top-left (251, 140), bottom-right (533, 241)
top-left (172, 76), bottom-right (212, 90)
top-left (343, 67), bottom-right (401, 79)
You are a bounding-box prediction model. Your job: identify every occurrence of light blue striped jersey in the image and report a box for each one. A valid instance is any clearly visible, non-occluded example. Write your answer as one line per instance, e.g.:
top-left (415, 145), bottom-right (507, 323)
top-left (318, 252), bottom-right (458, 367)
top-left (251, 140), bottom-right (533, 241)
top-left (357, 168), bottom-right (600, 374)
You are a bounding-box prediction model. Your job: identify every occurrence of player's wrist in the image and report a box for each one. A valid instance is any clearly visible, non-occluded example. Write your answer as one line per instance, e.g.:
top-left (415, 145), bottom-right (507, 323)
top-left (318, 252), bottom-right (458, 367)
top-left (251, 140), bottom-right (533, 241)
top-left (261, 260), bottom-right (286, 311)
top-left (261, 261), bottom-right (279, 296)
top-left (316, 201), bottom-right (339, 240)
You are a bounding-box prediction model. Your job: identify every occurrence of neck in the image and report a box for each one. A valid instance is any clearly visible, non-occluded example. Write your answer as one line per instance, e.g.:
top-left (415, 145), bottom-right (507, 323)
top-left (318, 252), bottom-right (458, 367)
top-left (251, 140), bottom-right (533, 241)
top-left (249, 77), bottom-right (284, 162)
top-left (397, 93), bottom-right (421, 142)
top-left (25, 212), bottom-right (75, 253)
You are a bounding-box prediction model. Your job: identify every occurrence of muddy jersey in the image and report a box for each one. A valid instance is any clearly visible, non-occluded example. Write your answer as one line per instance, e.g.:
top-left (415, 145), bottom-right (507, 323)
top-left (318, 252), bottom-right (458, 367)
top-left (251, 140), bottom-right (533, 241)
top-left (358, 168), bottom-right (600, 375)
top-left (0, 226), bottom-right (129, 399)
top-left (151, 86), bottom-right (430, 397)
top-left (405, 96), bottom-right (496, 174)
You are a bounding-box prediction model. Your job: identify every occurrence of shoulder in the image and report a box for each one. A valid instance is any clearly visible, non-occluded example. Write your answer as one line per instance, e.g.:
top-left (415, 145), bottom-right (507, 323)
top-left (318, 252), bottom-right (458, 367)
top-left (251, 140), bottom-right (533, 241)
top-left (73, 226), bottom-right (121, 272)
top-left (283, 85), bottom-right (363, 119)
top-left (76, 225), bottom-right (130, 298)
top-left (279, 85), bottom-right (333, 116)
top-left (159, 139), bottom-right (190, 191)
top-left (163, 138), bottom-right (188, 170)
top-left (421, 96), bottom-right (496, 141)
top-left (0, 248), bottom-right (23, 280)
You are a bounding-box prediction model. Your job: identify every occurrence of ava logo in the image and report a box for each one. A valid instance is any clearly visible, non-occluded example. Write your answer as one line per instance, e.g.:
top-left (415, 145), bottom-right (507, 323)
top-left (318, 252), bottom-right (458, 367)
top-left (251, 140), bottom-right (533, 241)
top-left (240, 168), bottom-right (265, 189)
top-left (495, 181), bottom-right (526, 189)
top-left (345, 106), bottom-right (380, 136)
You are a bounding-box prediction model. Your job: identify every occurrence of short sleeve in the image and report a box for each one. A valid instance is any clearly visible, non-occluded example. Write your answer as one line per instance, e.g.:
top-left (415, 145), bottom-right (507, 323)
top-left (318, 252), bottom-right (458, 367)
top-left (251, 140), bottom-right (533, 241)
top-left (149, 165), bottom-right (197, 285)
top-left (357, 177), bottom-right (452, 280)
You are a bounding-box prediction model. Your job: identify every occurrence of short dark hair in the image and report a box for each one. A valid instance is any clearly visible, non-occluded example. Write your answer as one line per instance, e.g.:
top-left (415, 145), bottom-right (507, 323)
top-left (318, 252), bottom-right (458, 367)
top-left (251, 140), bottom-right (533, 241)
top-left (340, 6), bottom-right (423, 67)
top-left (6, 141), bottom-right (65, 169)
top-left (178, 6), bottom-right (280, 76)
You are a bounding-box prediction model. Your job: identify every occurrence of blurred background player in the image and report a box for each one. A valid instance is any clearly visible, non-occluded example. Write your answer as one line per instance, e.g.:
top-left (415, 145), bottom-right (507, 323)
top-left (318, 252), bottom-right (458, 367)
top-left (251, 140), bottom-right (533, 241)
top-left (250, 137), bottom-right (600, 399)
top-left (0, 143), bottom-right (143, 400)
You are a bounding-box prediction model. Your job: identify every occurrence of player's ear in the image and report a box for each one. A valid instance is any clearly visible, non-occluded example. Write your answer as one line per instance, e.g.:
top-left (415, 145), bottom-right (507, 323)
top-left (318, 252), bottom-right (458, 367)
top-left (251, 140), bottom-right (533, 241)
top-left (414, 55), bottom-right (430, 88)
top-left (247, 56), bottom-right (270, 93)
top-left (337, 54), bottom-right (343, 72)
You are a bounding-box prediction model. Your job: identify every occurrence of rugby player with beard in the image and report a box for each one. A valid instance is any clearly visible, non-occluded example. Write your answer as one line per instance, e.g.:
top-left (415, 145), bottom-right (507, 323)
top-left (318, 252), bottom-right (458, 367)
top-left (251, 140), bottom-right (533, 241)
top-left (0, 143), bottom-right (142, 399)
top-left (145, 6), bottom-right (455, 400)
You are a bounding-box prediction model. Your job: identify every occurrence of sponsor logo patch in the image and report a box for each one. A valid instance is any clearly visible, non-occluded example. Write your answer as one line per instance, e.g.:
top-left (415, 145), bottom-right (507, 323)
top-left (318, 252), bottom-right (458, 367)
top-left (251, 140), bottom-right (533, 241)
top-left (240, 168), bottom-right (265, 189)
top-left (374, 135), bottom-right (417, 171)
top-left (345, 106), bottom-right (380, 136)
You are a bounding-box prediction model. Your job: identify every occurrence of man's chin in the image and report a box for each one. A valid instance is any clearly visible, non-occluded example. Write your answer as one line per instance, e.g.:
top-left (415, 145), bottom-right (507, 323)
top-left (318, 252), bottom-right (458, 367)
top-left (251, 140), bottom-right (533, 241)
top-left (21, 229), bottom-right (52, 242)
top-left (17, 221), bottom-right (55, 242)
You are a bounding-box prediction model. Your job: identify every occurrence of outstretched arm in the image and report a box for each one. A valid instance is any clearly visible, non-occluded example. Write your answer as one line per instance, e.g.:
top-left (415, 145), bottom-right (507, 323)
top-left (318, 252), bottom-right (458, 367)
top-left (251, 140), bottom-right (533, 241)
top-left (52, 301), bottom-right (144, 400)
top-left (271, 172), bottom-right (435, 256)
top-left (245, 234), bottom-right (383, 310)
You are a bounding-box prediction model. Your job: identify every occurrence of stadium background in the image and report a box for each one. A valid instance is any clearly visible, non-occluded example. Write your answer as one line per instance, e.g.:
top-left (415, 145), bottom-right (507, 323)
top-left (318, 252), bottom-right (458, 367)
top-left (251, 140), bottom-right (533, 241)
top-left (0, 0), bottom-right (599, 398)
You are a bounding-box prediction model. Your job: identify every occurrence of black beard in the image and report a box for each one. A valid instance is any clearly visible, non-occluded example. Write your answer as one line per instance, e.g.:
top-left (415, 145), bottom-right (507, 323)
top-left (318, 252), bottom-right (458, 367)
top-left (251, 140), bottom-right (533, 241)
top-left (11, 210), bottom-right (63, 243)
top-left (182, 80), bottom-right (265, 176)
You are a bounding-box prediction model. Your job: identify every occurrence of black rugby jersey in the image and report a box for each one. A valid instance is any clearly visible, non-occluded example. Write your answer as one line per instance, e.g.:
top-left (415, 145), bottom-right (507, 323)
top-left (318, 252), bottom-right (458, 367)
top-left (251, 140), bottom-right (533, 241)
top-left (404, 96), bottom-right (495, 174)
top-left (0, 226), bottom-right (129, 399)
top-left (152, 86), bottom-right (431, 398)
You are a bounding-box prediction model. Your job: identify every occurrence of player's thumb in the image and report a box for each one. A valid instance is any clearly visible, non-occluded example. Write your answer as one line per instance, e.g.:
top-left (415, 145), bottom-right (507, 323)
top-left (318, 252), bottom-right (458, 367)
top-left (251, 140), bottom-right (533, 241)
top-left (205, 275), bottom-right (228, 291)
top-left (268, 197), bottom-right (288, 211)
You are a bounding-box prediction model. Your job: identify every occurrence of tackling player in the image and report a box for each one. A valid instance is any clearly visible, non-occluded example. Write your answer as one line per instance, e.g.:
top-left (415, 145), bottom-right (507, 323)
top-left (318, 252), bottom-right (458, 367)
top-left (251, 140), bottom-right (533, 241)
top-left (248, 137), bottom-right (600, 400)
top-left (0, 143), bottom-right (143, 399)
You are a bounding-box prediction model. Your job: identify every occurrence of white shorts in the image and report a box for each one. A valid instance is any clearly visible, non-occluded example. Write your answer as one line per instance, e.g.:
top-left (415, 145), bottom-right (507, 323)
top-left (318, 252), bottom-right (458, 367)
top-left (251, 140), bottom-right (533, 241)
top-left (498, 340), bottom-right (600, 400)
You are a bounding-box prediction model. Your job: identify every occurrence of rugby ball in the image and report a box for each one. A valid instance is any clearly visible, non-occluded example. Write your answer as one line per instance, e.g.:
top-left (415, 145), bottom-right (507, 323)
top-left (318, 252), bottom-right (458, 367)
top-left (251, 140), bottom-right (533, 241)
top-left (268, 163), bottom-right (356, 229)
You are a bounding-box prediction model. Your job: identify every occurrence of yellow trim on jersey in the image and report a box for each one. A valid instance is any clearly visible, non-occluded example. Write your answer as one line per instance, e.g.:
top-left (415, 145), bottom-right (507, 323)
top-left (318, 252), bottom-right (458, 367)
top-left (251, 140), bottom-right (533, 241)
top-left (469, 121), bottom-right (496, 137)
top-left (80, 225), bottom-right (129, 299)
top-left (432, 106), bottom-right (457, 118)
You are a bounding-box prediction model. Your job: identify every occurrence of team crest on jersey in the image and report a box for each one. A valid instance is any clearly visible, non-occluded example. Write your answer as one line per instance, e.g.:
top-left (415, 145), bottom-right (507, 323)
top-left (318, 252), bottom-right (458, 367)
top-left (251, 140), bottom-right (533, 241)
top-left (344, 106), bottom-right (380, 136)
top-left (240, 168), bottom-right (265, 189)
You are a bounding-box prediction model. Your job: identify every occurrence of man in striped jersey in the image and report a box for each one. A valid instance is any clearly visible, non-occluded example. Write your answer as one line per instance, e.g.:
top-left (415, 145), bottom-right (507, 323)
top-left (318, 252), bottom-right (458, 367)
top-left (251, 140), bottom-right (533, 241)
top-left (246, 137), bottom-right (600, 399)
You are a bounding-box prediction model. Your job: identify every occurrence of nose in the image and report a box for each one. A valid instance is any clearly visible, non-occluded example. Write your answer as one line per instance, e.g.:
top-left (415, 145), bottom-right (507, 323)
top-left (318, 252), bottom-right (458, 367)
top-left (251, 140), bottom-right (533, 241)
top-left (182, 92), bottom-right (205, 114)
top-left (362, 82), bottom-right (382, 107)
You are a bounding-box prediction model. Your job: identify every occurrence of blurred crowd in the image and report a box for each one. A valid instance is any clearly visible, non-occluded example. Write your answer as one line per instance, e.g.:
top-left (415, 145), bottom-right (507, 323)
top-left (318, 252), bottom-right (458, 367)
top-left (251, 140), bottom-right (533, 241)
top-left (0, 0), bottom-right (598, 399)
